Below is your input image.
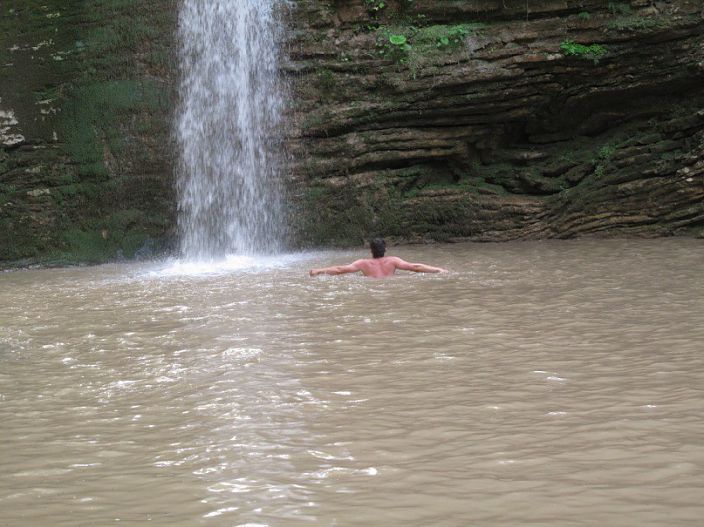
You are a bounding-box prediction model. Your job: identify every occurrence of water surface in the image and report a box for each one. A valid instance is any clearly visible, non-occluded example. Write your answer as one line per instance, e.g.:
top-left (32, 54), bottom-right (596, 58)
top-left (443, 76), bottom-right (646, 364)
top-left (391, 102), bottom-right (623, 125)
top-left (1, 239), bottom-right (703, 526)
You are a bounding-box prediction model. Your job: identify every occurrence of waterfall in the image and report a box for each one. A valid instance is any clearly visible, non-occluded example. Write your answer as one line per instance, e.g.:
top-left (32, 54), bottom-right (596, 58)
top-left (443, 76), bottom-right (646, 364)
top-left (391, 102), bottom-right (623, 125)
top-left (176, 0), bottom-right (288, 260)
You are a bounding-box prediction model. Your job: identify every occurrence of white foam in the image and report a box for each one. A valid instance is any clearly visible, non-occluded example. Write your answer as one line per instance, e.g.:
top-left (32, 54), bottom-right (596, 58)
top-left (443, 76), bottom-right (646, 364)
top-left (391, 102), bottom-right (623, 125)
top-left (146, 253), bottom-right (311, 278)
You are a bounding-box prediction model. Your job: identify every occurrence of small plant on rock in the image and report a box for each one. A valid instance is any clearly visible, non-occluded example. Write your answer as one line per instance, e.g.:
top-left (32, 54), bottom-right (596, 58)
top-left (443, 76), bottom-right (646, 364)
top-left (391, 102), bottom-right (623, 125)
top-left (436, 25), bottom-right (470, 49)
top-left (597, 144), bottom-right (617, 160)
top-left (387, 33), bottom-right (411, 63)
top-left (375, 27), bottom-right (412, 65)
top-left (560, 40), bottom-right (607, 62)
top-left (365, 0), bottom-right (386, 15)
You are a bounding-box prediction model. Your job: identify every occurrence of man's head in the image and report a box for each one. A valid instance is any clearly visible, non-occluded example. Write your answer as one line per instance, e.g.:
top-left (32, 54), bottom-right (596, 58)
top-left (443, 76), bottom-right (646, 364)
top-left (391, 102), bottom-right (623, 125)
top-left (369, 238), bottom-right (386, 258)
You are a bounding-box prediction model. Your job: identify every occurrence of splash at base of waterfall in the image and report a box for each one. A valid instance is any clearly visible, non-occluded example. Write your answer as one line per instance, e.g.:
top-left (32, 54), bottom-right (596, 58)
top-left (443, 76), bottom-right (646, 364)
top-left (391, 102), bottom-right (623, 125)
top-left (154, 253), bottom-right (310, 278)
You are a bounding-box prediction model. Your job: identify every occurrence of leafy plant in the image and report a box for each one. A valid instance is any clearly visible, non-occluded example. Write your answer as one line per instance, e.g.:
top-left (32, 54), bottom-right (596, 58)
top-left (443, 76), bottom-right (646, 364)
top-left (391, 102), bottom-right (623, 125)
top-left (365, 0), bottom-right (386, 14)
top-left (386, 33), bottom-right (411, 63)
top-left (578, 11), bottom-right (591, 21)
top-left (389, 34), bottom-right (407, 46)
top-left (560, 40), bottom-right (607, 58)
top-left (436, 25), bottom-right (469, 49)
top-left (375, 22), bottom-right (483, 71)
top-left (597, 144), bottom-right (617, 160)
top-left (411, 23), bottom-right (483, 54)
top-left (592, 142), bottom-right (618, 179)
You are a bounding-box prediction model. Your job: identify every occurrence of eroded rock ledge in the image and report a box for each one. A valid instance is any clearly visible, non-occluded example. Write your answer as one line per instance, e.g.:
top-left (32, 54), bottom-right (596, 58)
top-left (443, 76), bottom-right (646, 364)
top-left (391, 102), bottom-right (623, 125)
top-left (286, 0), bottom-right (704, 245)
top-left (1, 0), bottom-right (702, 264)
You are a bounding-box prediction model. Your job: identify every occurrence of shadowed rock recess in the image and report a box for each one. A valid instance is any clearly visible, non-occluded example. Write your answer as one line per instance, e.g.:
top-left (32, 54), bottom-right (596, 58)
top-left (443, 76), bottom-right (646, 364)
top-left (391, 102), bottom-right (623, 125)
top-left (287, 0), bottom-right (704, 245)
top-left (1, 1), bottom-right (703, 264)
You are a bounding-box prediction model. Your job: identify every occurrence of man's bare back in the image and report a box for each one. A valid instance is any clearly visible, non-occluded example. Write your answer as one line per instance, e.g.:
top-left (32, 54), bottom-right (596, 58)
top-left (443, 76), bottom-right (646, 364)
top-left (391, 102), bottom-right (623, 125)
top-left (309, 239), bottom-right (448, 278)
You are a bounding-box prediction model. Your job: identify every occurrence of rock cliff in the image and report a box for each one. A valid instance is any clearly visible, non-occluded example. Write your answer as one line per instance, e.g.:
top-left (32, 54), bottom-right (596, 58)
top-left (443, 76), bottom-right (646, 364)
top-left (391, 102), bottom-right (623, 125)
top-left (287, 0), bottom-right (704, 245)
top-left (0, 0), bottom-right (176, 264)
top-left (1, 0), bottom-right (703, 264)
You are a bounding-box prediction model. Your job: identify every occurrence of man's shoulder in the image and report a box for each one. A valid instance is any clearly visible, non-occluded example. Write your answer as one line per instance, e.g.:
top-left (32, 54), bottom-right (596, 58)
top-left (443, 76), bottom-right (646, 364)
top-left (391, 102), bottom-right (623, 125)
top-left (353, 257), bottom-right (387, 268)
top-left (349, 258), bottom-right (374, 270)
top-left (385, 256), bottom-right (406, 264)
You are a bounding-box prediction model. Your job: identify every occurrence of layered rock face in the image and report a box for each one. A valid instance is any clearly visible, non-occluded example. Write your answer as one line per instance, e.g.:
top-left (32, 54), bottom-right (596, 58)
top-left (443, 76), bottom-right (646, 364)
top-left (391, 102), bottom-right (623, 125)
top-left (0, 0), bottom-right (176, 264)
top-left (1, 0), bottom-right (702, 264)
top-left (287, 0), bottom-right (704, 245)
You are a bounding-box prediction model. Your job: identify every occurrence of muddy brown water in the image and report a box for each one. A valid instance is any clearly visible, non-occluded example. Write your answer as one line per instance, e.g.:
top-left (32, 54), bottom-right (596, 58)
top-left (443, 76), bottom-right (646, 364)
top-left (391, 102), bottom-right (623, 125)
top-left (1, 239), bottom-right (703, 526)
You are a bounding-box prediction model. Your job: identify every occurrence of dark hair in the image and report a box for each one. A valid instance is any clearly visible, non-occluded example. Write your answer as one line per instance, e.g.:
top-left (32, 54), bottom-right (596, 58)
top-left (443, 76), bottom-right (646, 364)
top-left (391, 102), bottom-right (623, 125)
top-left (370, 238), bottom-right (386, 258)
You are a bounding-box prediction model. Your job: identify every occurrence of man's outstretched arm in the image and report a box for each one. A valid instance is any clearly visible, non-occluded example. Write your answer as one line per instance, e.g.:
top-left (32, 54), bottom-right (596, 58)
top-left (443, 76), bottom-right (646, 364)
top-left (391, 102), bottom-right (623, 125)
top-left (309, 261), bottom-right (363, 276)
top-left (392, 257), bottom-right (448, 273)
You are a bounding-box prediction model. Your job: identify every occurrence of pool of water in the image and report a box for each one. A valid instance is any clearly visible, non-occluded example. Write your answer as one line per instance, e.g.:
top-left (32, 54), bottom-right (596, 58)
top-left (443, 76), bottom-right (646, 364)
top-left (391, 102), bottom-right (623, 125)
top-left (1, 239), bottom-right (703, 526)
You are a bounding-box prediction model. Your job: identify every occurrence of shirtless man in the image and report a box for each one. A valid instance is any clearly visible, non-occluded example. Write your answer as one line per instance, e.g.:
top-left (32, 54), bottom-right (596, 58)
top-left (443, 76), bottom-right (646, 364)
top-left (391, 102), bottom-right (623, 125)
top-left (309, 238), bottom-right (448, 278)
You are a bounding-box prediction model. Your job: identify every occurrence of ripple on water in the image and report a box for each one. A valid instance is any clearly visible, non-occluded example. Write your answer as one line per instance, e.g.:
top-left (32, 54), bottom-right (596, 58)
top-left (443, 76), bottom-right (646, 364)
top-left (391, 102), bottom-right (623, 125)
top-left (0, 240), bottom-right (703, 526)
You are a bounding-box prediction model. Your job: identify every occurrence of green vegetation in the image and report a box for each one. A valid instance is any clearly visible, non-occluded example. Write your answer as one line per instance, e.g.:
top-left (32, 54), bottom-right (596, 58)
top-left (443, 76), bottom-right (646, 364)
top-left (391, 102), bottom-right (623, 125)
top-left (605, 0), bottom-right (665, 32)
top-left (365, 0), bottom-right (386, 15)
top-left (606, 15), bottom-right (664, 31)
top-left (0, 0), bottom-right (175, 265)
top-left (58, 80), bottom-right (163, 175)
top-left (385, 33), bottom-right (412, 63)
top-left (592, 142), bottom-right (619, 178)
top-left (434, 25), bottom-right (472, 49)
top-left (0, 183), bottom-right (18, 207)
top-left (597, 144), bottom-right (617, 160)
top-left (560, 40), bottom-right (607, 60)
top-left (412, 23), bottom-right (485, 51)
top-left (375, 23), bottom-right (485, 68)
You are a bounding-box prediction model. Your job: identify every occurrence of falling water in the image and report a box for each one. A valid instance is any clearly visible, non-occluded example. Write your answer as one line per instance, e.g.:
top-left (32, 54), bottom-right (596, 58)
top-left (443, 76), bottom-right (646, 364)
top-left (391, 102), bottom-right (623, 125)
top-left (176, 0), bottom-right (288, 259)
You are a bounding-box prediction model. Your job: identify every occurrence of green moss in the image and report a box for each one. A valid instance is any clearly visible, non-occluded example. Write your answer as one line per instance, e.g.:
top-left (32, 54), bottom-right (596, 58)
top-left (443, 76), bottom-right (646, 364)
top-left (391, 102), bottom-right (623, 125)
top-left (57, 79), bottom-right (162, 177)
top-left (84, 17), bottom-right (158, 56)
top-left (0, 0), bottom-right (176, 265)
top-left (42, 210), bottom-right (164, 264)
top-left (295, 186), bottom-right (369, 246)
top-left (56, 228), bottom-right (115, 262)
top-left (608, 2), bottom-right (632, 15)
top-left (302, 109), bottom-right (334, 131)
top-left (606, 15), bottom-right (664, 32)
